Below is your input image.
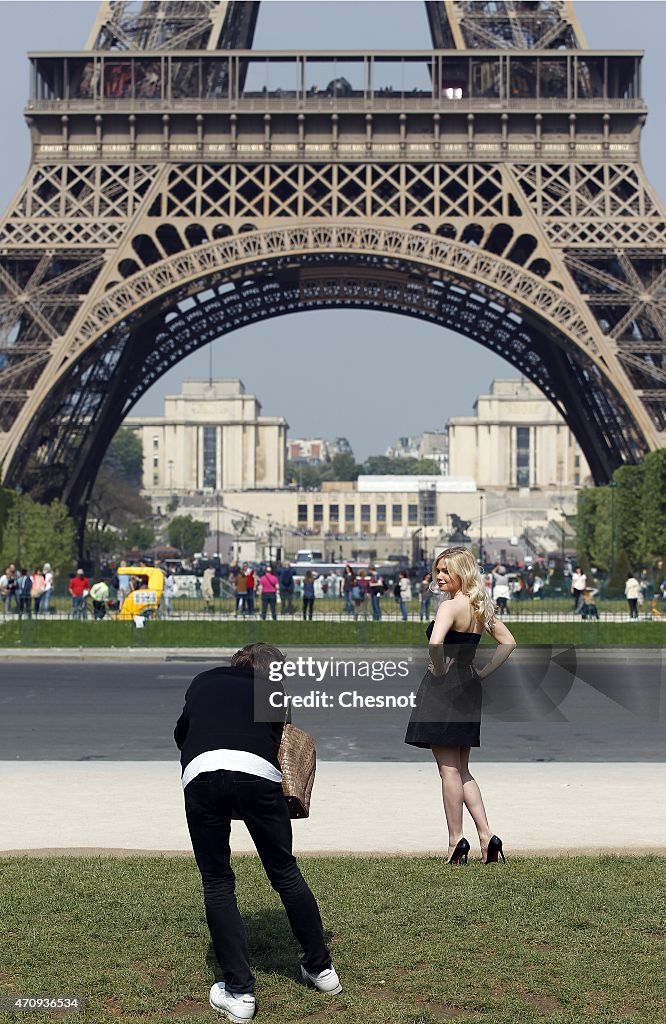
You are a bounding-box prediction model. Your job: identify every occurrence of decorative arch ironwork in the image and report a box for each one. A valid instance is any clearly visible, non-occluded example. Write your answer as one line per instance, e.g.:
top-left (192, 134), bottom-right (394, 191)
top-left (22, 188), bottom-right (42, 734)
top-left (5, 229), bottom-right (647, 518)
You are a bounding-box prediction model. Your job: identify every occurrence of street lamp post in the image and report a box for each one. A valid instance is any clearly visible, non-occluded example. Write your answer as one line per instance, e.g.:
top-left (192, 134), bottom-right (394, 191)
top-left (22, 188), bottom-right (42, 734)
top-left (215, 494), bottom-right (221, 559)
top-left (266, 514), bottom-right (274, 564)
top-left (14, 486), bottom-right (22, 566)
top-left (479, 493), bottom-right (484, 567)
top-left (609, 478), bottom-right (618, 578)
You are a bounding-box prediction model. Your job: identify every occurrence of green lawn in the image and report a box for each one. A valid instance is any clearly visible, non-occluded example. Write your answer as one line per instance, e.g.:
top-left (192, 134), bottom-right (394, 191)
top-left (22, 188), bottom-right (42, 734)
top-left (0, 617), bottom-right (664, 647)
top-left (0, 856), bottom-right (664, 1023)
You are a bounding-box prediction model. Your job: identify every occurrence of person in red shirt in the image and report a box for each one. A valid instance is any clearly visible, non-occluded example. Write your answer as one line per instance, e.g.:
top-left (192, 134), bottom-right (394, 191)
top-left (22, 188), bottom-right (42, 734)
top-left (243, 563), bottom-right (256, 615)
top-left (68, 568), bottom-right (91, 619)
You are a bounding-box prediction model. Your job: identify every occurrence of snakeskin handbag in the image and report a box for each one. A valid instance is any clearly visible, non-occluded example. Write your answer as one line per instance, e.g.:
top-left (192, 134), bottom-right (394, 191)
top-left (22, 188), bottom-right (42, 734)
top-left (278, 723), bottom-right (316, 819)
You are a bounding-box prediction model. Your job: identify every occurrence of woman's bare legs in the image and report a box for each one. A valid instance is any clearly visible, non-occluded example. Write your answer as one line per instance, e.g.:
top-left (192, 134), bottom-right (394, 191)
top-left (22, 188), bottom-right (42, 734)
top-left (431, 745), bottom-right (465, 860)
top-left (460, 748), bottom-right (493, 858)
top-left (433, 745), bottom-right (494, 860)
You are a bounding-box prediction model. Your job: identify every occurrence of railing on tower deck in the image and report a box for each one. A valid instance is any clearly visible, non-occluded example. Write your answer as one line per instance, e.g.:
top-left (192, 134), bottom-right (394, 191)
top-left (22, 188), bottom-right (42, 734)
top-left (27, 50), bottom-right (644, 110)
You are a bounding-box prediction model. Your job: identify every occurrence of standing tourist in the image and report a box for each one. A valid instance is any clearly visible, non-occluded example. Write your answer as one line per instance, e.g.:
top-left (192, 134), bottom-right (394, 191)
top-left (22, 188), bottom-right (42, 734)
top-left (163, 571), bottom-right (174, 616)
top-left (41, 563), bottom-right (54, 614)
top-left (259, 565), bottom-right (279, 620)
top-left (397, 570), bottom-right (412, 621)
top-left (302, 570), bottom-right (316, 621)
top-left (342, 566), bottom-right (355, 614)
top-left (492, 564), bottom-right (510, 616)
top-left (244, 564), bottom-right (256, 615)
top-left (234, 569), bottom-right (248, 616)
top-left (624, 573), bottom-right (641, 620)
top-left (368, 566), bottom-right (384, 621)
top-left (353, 569), bottom-right (370, 620)
top-left (278, 562), bottom-right (296, 614)
top-left (0, 565), bottom-right (17, 616)
top-left (16, 568), bottom-right (33, 618)
top-left (31, 567), bottom-right (46, 615)
top-left (570, 566), bottom-right (587, 614)
top-left (202, 566), bottom-right (215, 612)
top-left (419, 572), bottom-right (432, 621)
top-left (69, 568), bottom-right (91, 619)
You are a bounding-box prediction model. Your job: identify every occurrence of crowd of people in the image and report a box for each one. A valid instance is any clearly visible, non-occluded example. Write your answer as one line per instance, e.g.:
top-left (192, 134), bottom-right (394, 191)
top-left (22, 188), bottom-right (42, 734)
top-left (3, 557), bottom-right (666, 623)
top-left (0, 563), bottom-right (54, 618)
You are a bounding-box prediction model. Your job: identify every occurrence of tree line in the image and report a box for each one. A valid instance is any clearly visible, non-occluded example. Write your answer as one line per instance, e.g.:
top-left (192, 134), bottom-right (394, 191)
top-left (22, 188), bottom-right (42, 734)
top-left (576, 449), bottom-right (666, 592)
top-left (287, 452), bottom-right (440, 488)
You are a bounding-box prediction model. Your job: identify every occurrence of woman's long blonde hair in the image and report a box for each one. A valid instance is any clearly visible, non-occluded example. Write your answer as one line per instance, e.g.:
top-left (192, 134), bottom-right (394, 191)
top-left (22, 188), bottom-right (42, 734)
top-left (432, 547), bottom-right (495, 631)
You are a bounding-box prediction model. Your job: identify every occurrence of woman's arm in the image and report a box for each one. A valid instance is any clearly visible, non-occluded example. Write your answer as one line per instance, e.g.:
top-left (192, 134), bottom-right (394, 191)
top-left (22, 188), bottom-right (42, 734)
top-left (476, 617), bottom-right (517, 680)
top-left (427, 599), bottom-right (456, 676)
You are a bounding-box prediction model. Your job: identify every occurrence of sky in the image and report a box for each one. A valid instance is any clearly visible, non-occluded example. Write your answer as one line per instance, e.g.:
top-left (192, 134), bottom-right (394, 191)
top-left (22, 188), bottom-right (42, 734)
top-left (0, 0), bottom-right (664, 459)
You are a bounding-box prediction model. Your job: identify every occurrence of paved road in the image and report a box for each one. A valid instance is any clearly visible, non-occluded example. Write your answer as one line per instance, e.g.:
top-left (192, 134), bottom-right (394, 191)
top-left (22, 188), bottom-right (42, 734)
top-left (0, 652), bottom-right (664, 761)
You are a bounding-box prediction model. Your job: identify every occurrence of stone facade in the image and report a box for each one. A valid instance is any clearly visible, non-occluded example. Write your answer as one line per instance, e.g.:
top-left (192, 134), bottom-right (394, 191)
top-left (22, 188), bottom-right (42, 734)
top-left (447, 379), bottom-right (591, 491)
top-left (125, 379), bottom-right (287, 496)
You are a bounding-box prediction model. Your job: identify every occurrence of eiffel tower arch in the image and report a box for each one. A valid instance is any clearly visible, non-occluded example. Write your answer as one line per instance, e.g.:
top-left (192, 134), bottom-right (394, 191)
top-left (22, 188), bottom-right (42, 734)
top-left (1, 1), bottom-right (665, 526)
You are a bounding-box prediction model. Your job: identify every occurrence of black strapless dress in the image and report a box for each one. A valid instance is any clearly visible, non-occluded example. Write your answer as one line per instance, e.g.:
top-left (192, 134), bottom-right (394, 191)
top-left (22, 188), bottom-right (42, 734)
top-left (404, 622), bottom-right (482, 748)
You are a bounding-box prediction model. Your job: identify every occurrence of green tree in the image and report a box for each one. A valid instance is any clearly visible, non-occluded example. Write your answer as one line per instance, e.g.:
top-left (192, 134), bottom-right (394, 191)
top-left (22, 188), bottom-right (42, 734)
top-left (607, 548), bottom-right (632, 598)
top-left (0, 487), bottom-right (13, 553)
top-left (168, 515), bottom-right (209, 558)
top-left (576, 488), bottom-right (601, 567)
top-left (286, 462), bottom-right (324, 488)
top-left (84, 525), bottom-right (118, 564)
top-left (589, 486), bottom-right (611, 573)
top-left (322, 452), bottom-right (360, 481)
top-left (361, 455), bottom-right (439, 475)
top-left (641, 449), bottom-right (666, 564)
top-left (101, 428), bottom-right (143, 488)
top-left (407, 458), bottom-right (440, 475)
top-left (0, 493), bottom-right (76, 574)
top-left (614, 463), bottom-right (645, 567)
top-left (122, 522), bottom-right (156, 552)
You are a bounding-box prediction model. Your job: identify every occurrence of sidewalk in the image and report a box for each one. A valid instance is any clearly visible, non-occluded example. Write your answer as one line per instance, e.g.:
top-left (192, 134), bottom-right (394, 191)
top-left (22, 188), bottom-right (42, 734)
top-left (1, 762), bottom-right (664, 856)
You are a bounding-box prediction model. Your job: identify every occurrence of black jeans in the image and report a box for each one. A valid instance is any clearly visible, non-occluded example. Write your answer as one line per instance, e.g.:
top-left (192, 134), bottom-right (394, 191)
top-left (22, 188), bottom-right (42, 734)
top-left (261, 593), bottom-right (277, 619)
top-left (302, 597), bottom-right (314, 620)
top-left (184, 770), bottom-right (331, 994)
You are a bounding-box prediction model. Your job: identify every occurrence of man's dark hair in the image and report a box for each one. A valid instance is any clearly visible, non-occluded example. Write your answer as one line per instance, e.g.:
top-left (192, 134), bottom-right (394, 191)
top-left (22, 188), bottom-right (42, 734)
top-left (231, 642), bottom-right (285, 677)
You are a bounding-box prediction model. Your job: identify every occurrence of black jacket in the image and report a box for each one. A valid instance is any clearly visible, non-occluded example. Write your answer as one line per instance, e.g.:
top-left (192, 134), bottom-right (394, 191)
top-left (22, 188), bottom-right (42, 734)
top-left (174, 665), bottom-right (286, 774)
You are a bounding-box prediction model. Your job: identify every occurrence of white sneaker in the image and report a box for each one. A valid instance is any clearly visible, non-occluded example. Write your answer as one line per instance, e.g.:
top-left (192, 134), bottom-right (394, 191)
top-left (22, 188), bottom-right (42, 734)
top-left (300, 964), bottom-right (342, 995)
top-left (209, 982), bottom-right (256, 1022)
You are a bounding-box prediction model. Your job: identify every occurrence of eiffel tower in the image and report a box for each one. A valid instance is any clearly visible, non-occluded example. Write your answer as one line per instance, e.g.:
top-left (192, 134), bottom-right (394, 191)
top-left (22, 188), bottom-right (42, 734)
top-left (0, 1), bottom-right (664, 526)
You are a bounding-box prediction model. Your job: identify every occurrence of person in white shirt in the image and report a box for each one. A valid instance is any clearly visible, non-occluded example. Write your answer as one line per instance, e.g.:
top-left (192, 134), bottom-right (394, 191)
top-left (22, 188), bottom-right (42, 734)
top-left (624, 574), bottom-right (641, 620)
top-left (397, 571), bottom-right (412, 621)
top-left (41, 563), bottom-right (54, 614)
top-left (570, 567), bottom-right (587, 613)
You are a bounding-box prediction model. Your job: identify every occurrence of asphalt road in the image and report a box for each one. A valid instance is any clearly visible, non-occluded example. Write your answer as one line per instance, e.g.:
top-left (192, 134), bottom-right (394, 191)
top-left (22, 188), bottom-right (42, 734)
top-left (0, 651), bottom-right (664, 762)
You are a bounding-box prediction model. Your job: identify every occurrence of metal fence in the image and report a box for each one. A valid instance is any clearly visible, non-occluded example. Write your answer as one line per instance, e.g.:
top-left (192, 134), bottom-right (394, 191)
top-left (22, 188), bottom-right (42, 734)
top-left (1, 583), bottom-right (665, 647)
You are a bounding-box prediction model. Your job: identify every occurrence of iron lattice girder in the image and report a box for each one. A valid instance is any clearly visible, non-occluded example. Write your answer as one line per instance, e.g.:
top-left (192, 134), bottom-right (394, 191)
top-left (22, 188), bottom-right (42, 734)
top-left (425, 1), bottom-right (584, 50)
top-left (87, 2), bottom-right (259, 52)
top-left (4, 237), bottom-right (648, 514)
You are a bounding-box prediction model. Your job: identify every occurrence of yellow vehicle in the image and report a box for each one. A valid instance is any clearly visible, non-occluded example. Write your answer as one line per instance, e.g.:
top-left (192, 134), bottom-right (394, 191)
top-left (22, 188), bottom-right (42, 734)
top-left (117, 565), bottom-right (164, 621)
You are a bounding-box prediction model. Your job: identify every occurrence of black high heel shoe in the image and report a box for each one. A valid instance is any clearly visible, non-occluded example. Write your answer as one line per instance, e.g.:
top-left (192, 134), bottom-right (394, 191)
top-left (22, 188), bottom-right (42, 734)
top-left (484, 835), bottom-right (506, 864)
top-left (448, 838), bottom-right (470, 865)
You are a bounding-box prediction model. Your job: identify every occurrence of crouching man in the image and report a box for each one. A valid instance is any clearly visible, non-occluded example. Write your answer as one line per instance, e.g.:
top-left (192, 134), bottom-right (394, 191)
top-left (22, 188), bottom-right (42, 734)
top-left (174, 642), bottom-right (341, 1021)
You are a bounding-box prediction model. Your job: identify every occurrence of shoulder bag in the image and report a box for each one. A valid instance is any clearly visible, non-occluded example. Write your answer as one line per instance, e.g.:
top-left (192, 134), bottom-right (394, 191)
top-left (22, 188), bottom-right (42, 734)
top-left (278, 723), bottom-right (316, 819)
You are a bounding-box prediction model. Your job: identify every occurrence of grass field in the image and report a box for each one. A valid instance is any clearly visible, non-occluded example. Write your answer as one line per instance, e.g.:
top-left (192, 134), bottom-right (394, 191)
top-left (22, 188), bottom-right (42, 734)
top-left (0, 617), bottom-right (664, 648)
top-left (0, 855), bottom-right (664, 1023)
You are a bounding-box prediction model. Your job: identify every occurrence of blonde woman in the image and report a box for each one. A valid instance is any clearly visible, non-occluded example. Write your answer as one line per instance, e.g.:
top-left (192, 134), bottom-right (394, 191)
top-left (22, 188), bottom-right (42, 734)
top-left (405, 547), bottom-right (516, 864)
